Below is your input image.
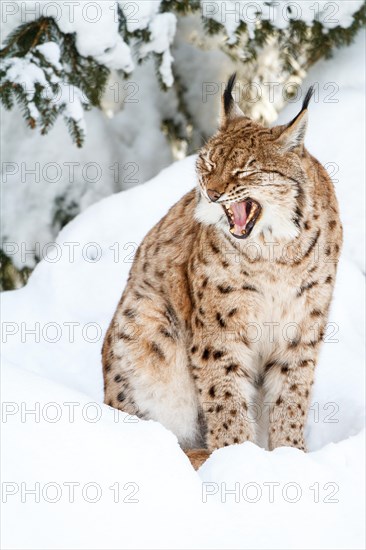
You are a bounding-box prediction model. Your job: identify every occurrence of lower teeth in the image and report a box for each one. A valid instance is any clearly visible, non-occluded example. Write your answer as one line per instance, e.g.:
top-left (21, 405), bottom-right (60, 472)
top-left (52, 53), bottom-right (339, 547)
top-left (247, 206), bottom-right (256, 223)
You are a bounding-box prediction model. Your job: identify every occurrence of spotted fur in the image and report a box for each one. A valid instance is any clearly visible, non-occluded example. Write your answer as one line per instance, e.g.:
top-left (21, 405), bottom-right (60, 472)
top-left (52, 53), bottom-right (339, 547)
top-left (103, 75), bottom-right (342, 468)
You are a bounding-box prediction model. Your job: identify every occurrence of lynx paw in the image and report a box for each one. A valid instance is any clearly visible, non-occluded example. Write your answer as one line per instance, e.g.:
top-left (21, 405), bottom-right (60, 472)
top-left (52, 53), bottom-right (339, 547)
top-left (184, 448), bottom-right (211, 470)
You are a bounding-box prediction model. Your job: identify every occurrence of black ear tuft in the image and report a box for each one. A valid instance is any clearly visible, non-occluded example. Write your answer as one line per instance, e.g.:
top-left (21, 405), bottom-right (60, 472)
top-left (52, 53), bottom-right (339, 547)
top-left (302, 85), bottom-right (314, 111)
top-left (223, 72), bottom-right (237, 115)
top-left (286, 85), bottom-right (314, 129)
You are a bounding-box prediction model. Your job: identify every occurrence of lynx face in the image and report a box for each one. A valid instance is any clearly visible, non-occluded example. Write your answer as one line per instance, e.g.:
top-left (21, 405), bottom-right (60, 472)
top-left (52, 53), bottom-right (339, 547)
top-left (195, 76), bottom-right (313, 243)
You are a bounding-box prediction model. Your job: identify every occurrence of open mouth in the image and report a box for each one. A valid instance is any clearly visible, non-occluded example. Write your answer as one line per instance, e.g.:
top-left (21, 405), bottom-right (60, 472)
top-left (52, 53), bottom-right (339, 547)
top-left (222, 199), bottom-right (262, 239)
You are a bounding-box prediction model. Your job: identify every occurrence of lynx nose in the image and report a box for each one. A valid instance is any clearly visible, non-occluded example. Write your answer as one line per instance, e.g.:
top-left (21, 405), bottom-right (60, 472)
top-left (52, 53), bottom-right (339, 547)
top-left (207, 189), bottom-right (222, 202)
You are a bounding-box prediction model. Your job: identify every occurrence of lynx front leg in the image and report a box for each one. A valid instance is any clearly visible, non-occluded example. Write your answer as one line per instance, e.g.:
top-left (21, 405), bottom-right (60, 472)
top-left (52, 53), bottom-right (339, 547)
top-left (264, 355), bottom-right (317, 451)
top-left (190, 337), bottom-right (257, 451)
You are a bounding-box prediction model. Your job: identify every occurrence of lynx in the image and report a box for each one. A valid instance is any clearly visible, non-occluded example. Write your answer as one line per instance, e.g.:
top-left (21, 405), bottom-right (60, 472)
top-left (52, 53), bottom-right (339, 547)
top-left (102, 74), bottom-right (342, 469)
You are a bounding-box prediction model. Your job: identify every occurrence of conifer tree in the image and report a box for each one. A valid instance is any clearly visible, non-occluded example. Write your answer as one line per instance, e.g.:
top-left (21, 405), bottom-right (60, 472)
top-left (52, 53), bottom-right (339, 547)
top-left (2, 0), bottom-right (365, 146)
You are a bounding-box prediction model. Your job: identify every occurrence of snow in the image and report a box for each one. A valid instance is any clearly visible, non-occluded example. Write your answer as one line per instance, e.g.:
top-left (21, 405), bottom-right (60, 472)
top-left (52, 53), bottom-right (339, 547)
top-left (202, 0), bottom-right (365, 41)
top-left (119, 0), bottom-right (162, 32)
top-left (5, 1), bottom-right (175, 81)
top-left (139, 12), bottom-right (177, 87)
top-left (3, 55), bottom-right (49, 98)
top-left (2, 48), bottom-right (88, 129)
top-left (56, 1), bottom-right (134, 72)
top-left (56, 83), bottom-right (87, 129)
top-left (35, 42), bottom-right (62, 70)
top-left (1, 23), bottom-right (365, 550)
top-left (2, 41), bottom-right (88, 135)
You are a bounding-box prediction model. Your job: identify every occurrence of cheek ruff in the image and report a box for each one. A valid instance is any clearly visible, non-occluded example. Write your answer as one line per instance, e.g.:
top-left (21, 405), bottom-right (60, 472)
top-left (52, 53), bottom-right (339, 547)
top-left (194, 194), bottom-right (225, 226)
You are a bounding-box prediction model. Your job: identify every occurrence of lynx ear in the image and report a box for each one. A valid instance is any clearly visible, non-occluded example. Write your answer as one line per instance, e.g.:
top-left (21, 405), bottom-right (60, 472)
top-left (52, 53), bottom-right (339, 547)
top-left (220, 73), bottom-right (245, 127)
top-left (276, 86), bottom-right (314, 152)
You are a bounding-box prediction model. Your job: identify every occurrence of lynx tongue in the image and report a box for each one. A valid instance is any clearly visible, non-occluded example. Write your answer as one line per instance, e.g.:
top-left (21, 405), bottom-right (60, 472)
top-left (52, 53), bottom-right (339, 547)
top-left (231, 201), bottom-right (249, 236)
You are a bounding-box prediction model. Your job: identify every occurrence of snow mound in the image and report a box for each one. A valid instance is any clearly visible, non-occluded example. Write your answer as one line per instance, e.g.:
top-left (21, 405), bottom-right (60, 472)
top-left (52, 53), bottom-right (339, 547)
top-left (1, 33), bottom-right (365, 550)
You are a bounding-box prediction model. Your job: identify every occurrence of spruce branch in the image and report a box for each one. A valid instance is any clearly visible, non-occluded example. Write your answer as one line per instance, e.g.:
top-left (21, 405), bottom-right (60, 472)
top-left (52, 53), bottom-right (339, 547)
top-left (1, 1), bottom-right (365, 148)
top-left (1, 17), bottom-right (109, 146)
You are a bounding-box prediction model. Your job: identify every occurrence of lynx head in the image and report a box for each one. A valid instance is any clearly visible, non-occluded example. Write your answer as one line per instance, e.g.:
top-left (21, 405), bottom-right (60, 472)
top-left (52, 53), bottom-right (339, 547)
top-left (196, 73), bottom-right (314, 242)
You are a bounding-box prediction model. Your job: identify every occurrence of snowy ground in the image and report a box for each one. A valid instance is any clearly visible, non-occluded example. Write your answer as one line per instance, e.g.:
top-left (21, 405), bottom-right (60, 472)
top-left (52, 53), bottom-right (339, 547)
top-left (1, 32), bottom-right (365, 550)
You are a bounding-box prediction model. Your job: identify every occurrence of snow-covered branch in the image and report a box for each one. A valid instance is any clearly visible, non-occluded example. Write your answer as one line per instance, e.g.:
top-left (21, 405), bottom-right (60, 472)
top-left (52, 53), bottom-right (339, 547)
top-left (1, 0), bottom-right (365, 145)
